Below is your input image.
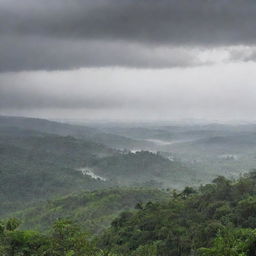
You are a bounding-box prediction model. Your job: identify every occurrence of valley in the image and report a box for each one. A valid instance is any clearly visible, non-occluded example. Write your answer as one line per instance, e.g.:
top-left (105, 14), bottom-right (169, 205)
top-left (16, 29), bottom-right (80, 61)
top-left (1, 116), bottom-right (256, 255)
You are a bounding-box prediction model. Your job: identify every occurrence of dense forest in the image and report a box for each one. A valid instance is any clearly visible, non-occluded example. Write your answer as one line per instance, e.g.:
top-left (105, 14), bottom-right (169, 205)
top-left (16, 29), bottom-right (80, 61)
top-left (0, 118), bottom-right (201, 216)
top-left (14, 188), bottom-right (168, 234)
top-left (0, 132), bottom-right (113, 216)
top-left (98, 171), bottom-right (256, 255)
top-left (2, 172), bottom-right (256, 255)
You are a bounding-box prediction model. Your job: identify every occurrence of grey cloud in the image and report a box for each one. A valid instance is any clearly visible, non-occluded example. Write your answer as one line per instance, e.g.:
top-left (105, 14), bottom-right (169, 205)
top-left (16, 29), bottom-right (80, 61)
top-left (228, 47), bottom-right (256, 62)
top-left (1, 65), bottom-right (256, 122)
top-left (1, 0), bottom-right (256, 71)
top-left (1, 0), bottom-right (256, 46)
top-left (0, 83), bottom-right (122, 110)
top-left (0, 35), bottom-right (198, 72)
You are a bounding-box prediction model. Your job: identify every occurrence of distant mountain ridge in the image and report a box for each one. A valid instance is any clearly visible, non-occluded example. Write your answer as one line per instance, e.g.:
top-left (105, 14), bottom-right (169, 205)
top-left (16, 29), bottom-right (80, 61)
top-left (0, 116), bottom-right (151, 149)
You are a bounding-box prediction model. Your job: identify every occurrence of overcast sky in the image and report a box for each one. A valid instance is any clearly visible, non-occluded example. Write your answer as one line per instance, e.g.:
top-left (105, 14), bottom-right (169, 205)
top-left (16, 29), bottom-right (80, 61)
top-left (1, 0), bottom-right (256, 122)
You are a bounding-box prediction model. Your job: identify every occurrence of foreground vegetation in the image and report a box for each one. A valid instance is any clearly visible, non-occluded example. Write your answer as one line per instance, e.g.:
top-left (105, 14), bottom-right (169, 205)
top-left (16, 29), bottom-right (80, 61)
top-left (3, 172), bottom-right (256, 255)
top-left (98, 171), bottom-right (256, 255)
top-left (0, 218), bottom-right (108, 256)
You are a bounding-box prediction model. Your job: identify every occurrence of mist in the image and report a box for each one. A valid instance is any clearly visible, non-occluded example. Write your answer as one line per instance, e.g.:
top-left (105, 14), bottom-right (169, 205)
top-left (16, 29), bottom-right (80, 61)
top-left (1, 62), bottom-right (256, 123)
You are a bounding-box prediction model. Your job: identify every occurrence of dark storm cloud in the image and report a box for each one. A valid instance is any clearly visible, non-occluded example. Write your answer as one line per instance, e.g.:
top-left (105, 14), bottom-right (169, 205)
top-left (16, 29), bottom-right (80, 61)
top-left (0, 35), bottom-right (197, 72)
top-left (1, 0), bottom-right (256, 71)
top-left (2, 0), bottom-right (256, 46)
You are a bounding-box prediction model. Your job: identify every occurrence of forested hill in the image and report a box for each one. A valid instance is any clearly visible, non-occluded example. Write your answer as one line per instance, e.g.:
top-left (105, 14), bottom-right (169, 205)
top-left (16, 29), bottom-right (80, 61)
top-left (14, 188), bottom-right (169, 234)
top-left (0, 116), bottom-right (152, 149)
top-left (98, 171), bottom-right (256, 255)
top-left (92, 151), bottom-right (194, 187)
top-left (2, 173), bottom-right (256, 255)
top-left (0, 130), bottom-right (115, 216)
top-left (0, 123), bottom-right (197, 217)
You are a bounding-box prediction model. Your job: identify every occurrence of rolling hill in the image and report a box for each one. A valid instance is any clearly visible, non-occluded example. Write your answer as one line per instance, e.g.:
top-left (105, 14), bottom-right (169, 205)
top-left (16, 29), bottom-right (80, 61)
top-left (14, 188), bottom-right (169, 234)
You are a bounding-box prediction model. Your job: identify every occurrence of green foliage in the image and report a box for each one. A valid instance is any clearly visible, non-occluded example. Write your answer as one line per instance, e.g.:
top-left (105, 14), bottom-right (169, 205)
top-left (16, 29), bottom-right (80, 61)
top-left (0, 132), bottom-right (114, 216)
top-left (97, 172), bottom-right (256, 256)
top-left (6, 218), bottom-right (21, 231)
top-left (0, 218), bottom-right (47, 256)
top-left (0, 218), bottom-right (117, 256)
top-left (198, 228), bottom-right (256, 256)
top-left (132, 243), bottom-right (158, 256)
top-left (15, 188), bottom-right (168, 234)
top-left (3, 174), bottom-right (256, 255)
top-left (92, 151), bottom-right (192, 187)
top-left (48, 219), bottom-right (99, 256)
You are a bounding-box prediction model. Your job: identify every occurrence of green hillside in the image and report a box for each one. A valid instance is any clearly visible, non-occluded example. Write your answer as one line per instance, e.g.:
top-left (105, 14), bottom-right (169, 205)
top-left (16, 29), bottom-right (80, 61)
top-left (92, 151), bottom-right (195, 187)
top-left (0, 129), bottom-right (115, 216)
top-left (2, 173), bottom-right (256, 255)
top-left (98, 171), bottom-right (256, 255)
top-left (14, 188), bottom-right (168, 234)
top-left (0, 121), bottom-right (200, 217)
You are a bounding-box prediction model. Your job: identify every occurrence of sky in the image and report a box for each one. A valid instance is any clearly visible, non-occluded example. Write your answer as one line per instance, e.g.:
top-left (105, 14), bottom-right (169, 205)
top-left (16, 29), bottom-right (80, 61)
top-left (1, 0), bottom-right (256, 122)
